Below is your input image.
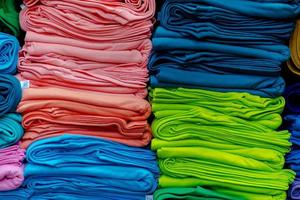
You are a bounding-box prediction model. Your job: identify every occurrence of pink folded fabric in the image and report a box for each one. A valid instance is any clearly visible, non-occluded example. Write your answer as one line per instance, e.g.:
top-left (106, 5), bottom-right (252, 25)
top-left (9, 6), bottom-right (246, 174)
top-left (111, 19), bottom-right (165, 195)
top-left (23, 0), bottom-right (39, 7)
top-left (24, 0), bottom-right (155, 22)
top-left (18, 31), bottom-right (151, 97)
top-left (0, 145), bottom-right (25, 191)
top-left (18, 0), bottom-right (155, 150)
top-left (20, 0), bottom-right (155, 42)
top-left (17, 87), bottom-right (152, 149)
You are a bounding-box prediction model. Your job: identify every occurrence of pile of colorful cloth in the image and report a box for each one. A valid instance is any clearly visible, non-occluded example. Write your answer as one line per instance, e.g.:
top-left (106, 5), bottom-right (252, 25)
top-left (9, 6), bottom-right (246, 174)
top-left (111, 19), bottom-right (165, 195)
top-left (150, 0), bottom-right (300, 199)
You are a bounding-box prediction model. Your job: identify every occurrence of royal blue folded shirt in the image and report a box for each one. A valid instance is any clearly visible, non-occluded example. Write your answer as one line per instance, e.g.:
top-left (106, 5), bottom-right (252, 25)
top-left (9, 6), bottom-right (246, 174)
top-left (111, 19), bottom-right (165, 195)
top-left (23, 134), bottom-right (159, 199)
top-left (0, 33), bottom-right (19, 74)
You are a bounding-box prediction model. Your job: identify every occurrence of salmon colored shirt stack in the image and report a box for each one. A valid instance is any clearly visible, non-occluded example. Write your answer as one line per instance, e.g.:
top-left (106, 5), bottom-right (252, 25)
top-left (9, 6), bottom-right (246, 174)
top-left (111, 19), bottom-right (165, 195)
top-left (4, 0), bottom-right (159, 199)
top-left (18, 0), bottom-right (156, 147)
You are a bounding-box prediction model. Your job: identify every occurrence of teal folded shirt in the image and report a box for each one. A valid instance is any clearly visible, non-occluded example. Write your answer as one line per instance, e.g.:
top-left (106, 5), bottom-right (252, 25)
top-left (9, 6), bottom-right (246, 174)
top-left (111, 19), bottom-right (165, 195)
top-left (0, 74), bottom-right (22, 116)
top-left (0, 113), bottom-right (23, 148)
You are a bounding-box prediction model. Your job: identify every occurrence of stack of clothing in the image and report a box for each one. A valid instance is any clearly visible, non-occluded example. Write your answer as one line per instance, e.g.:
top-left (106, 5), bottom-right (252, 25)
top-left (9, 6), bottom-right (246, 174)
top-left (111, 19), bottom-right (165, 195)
top-left (9, 0), bottom-right (158, 198)
top-left (0, 134), bottom-right (158, 199)
top-left (0, 145), bottom-right (25, 192)
top-left (283, 83), bottom-right (300, 199)
top-left (18, 87), bottom-right (152, 148)
top-left (17, 0), bottom-right (155, 144)
top-left (19, 0), bottom-right (155, 97)
top-left (0, 4), bottom-right (24, 192)
top-left (150, 0), bottom-right (299, 199)
top-left (151, 87), bottom-right (294, 199)
top-left (149, 0), bottom-right (300, 97)
top-left (17, 0), bottom-right (155, 145)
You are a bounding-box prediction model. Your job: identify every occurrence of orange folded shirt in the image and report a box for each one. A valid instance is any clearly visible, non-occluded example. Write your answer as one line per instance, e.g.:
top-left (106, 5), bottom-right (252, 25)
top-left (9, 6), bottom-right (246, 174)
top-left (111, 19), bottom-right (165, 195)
top-left (17, 87), bottom-right (152, 149)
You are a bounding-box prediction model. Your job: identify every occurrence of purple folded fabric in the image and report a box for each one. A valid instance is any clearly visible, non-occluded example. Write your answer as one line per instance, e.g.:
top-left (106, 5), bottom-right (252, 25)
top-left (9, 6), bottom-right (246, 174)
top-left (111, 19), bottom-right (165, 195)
top-left (0, 145), bottom-right (25, 191)
top-left (290, 179), bottom-right (300, 200)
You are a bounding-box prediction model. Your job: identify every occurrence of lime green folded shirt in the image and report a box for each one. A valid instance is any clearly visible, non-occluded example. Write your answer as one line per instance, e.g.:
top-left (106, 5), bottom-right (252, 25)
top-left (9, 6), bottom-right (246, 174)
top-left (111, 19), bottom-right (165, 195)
top-left (154, 187), bottom-right (287, 200)
top-left (151, 108), bottom-right (291, 154)
top-left (150, 87), bottom-right (285, 129)
top-left (154, 187), bottom-right (241, 200)
top-left (157, 147), bottom-right (295, 198)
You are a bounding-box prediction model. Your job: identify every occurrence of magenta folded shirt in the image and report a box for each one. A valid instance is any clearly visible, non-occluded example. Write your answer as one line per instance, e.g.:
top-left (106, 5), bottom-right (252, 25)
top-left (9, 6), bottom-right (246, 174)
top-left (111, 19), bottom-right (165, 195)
top-left (0, 145), bottom-right (25, 191)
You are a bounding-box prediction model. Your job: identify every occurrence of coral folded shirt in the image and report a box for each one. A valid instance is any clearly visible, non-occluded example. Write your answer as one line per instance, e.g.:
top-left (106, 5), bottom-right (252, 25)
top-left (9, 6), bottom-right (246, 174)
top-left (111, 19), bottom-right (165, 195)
top-left (18, 87), bottom-right (152, 148)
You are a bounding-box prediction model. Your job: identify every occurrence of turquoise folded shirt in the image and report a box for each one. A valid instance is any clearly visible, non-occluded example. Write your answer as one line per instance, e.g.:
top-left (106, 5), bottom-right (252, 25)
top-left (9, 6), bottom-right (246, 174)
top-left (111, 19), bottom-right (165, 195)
top-left (0, 113), bottom-right (23, 148)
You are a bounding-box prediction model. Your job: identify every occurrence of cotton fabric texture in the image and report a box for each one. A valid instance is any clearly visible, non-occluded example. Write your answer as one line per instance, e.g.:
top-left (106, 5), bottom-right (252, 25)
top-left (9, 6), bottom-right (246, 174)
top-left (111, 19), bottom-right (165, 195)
top-left (0, 0), bottom-right (20, 36)
top-left (18, 31), bottom-right (151, 97)
top-left (156, 146), bottom-right (294, 200)
top-left (282, 82), bottom-right (300, 199)
top-left (21, 0), bottom-right (155, 42)
top-left (0, 113), bottom-right (23, 148)
top-left (154, 187), bottom-right (241, 200)
top-left (289, 179), bottom-right (300, 200)
top-left (18, 87), bottom-right (152, 148)
top-left (288, 20), bottom-right (300, 76)
top-left (150, 0), bottom-right (298, 199)
top-left (150, 88), bottom-right (290, 153)
top-left (284, 83), bottom-right (300, 200)
top-left (15, 0), bottom-right (157, 199)
top-left (0, 74), bottom-right (22, 116)
top-left (12, 134), bottom-right (159, 199)
top-left (150, 87), bottom-right (293, 200)
top-left (284, 83), bottom-right (300, 113)
top-left (0, 188), bottom-right (31, 200)
top-left (18, 0), bottom-right (156, 98)
top-left (0, 145), bottom-right (25, 191)
top-left (149, 0), bottom-right (299, 98)
top-left (0, 33), bottom-right (19, 74)
top-left (158, 0), bottom-right (299, 43)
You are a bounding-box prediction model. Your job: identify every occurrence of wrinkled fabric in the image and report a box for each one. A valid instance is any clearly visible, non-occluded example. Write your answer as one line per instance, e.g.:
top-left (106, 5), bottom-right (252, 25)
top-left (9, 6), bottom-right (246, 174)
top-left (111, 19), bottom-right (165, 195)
top-left (284, 83), bottom-right (300, 113)
top-left (0, 33), bottom-right (19, 74)
top-left (150, 88), bottom-right (290, 153)
top-left (0, 188), bottom-right (32, 200)
top-left (23, 134), bottom-right (158, 199)
top-left (284, 115), bottom-right (300, 178)
top-left (17, 87), bottom-right (152, 148)
top-left (149, 0), bottom-right (295, 98)
top-left (18, 31), bottom-right (150, 97)
top-left (0, 145), bottom-right (25, 191)
top-left (283, 85), bottom-right (300, 199)
top-left (154, 187), bottom-right (239, 200)
top-left (149, 34), bottom-right (284, 76)
top-left (150, 67), bottom-right (285, 98)
top-left (157, 147), bottom-right (294, 199)
top-left (158, 0), bottom-right (299, 43)
top-left (0, 74), bottom-right (22, 116)
top-left (287, 20), bottom-right (300, 76)
top-left (289, 179), bottom-right (300, 200)
top-left (150, 87), bottom-right (292, 200)
top-left (284, 115), bottom-right (300, 147)
top-left (18, 0), bottom-right (155, 97)
top-left (151, 0), bottom-right (297, 199)
top-left (20, 0), bottom-right (155, 42)
top-left (0, 113), bottom-right (23, 149)
top-left (150, 87), bottom-right (285, 129)
top-left (149, 37), bottom-right (287, 98)
top-left (0, 0), bottom-right (20, 36)
top-left (26, 134), bottom-right (159, 174)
